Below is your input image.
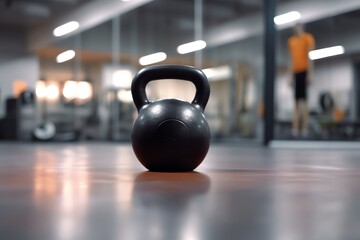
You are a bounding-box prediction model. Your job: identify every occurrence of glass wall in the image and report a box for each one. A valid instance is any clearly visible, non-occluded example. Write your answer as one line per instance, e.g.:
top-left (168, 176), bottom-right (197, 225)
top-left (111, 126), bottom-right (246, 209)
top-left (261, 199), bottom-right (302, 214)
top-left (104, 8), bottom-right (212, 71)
top-left (275, 0), bottom-right (360, 141)
top-left (33, 0), bottom-right (265, 142)
top-left (4, 0), bottom-right (360, 143)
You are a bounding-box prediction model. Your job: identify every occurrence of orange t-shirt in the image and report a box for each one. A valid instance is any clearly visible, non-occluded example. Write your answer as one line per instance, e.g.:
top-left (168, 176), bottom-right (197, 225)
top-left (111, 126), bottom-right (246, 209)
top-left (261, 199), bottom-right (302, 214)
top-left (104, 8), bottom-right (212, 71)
top-left (288, 32), bottom-right (315, 73)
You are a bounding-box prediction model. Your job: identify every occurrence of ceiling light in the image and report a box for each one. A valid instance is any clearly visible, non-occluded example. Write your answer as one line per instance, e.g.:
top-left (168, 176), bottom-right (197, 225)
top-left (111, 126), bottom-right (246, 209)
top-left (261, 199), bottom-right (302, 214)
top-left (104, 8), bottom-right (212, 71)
top-left (62, 81), bottom-right (77, 100)
top-left (62, 81), bottom-right (92, 100)
top-left (309, 46), bottom-right (345, 60)
top-left (53, 21), bottom-right (79, 37)
top-left (56, 50), bottom-right (75, 63)
top-left (35, 81), bottom-right (47, 98)
top-left (139, 52), bottom-right (167, 66)
top-left (46, 84), bottom-right (60, 101)
top-left (77, 82), bottom-right (93, 100)
top-left (177, 40), bottom-right (206, 54)
top-left (274, 11), bottom-right (301, 25)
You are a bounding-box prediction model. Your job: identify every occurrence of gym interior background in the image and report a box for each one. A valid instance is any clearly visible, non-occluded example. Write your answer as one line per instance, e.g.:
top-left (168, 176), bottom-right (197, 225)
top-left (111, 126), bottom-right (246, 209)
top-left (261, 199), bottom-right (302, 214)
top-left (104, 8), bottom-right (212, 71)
top-left (1, 0), bottom-right (360, 142)
top-left (1, 0), bottom-right (360, 239)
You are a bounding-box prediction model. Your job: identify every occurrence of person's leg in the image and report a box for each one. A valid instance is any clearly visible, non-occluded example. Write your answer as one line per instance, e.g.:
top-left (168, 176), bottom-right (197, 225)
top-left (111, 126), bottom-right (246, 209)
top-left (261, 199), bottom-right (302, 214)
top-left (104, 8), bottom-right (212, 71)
top-left (301, 71), bottom-right (309, 136)
top-left (298, 100), bottom-right (309, 136)
top-left (292, 72), bottom-right (301, 137)
top-left (294, 71), bottom-right (308, 136)
top-left (292, 101), bottom-right (300, 136)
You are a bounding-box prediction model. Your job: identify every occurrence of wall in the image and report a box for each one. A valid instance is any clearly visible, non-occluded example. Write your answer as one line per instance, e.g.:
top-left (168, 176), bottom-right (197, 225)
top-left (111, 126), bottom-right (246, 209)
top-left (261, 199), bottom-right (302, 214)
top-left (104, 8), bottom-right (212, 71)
top-left (0, 24), bottom-right (27, 60)
top-left (310, 57), bottom-right (353, 111)
top-left (0, 56), bottom-right (39, 117)
top-left (276, 56), bottom-right (354, 120)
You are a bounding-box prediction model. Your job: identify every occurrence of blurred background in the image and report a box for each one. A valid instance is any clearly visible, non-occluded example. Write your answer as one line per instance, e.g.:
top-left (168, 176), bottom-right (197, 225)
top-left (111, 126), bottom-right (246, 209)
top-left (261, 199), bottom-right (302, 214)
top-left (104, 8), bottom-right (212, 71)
top-left (0, 0), bottom-right (359, 143)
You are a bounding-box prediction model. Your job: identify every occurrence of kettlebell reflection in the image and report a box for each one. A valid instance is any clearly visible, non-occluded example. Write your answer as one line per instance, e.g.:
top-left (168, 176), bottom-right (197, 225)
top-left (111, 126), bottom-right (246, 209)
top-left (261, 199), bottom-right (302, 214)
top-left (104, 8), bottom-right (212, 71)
top-left (131, 172), bottom-right (210, 239)
top-left (133, 171), bottom-right (210, 198)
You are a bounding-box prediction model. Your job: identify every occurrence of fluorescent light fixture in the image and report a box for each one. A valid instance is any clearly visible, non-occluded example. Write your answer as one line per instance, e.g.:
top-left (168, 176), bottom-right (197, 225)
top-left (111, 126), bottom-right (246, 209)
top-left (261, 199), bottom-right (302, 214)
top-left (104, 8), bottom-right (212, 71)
top-left (53, 21), bottom-right (79, 37)
top-left (63, 81), bottom-right (77, 100)
top-left (139, 52), bottom-right (167, 66)
top-left (46, 84), bottom-right (59, 101)
top-left (56, 50), bottom-right (75, 63)
top-left (202, 65), bottom-right (232, 81)
top-left (62, 81), bottom-right (93, 100)
top-left (274, 11), bottom-right (301, 25)
top-left (36, 81), bottom-right (47, 98)
top-left (112, 69), bottom-right (133, 88)
top-left (77, 81), bottom-right (93, 100)
top-left (309, 45), bottom-right (345, 60)
top-left (37, 81), bottom-right (60, 101)
top-left (177, 40), bottom-right (206, 54)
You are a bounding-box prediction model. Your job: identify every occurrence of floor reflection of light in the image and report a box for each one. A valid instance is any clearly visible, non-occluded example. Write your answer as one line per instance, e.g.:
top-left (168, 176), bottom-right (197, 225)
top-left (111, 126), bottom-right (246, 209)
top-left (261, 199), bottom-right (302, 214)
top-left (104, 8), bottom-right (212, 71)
top-left (33, 148), bottom-right (90, 240)
top-left (115, 147), bottom-right (135, 212)
top-left (182, 219), bottom-right (199, 240)
top-left (148, 220), bottom-right (162, 240)
top-left (34, 150), bottom-right (58, 202)
top-left (181, 203), bottom-right (201, 240)
top-left (116, 173), bottom-right (134, 212)
top-left (114, 160), bottom-right (135, 239)
top-left (56, 149), bottom-right (90, 240)
top-left (115, 147), bottom-right (137, 168)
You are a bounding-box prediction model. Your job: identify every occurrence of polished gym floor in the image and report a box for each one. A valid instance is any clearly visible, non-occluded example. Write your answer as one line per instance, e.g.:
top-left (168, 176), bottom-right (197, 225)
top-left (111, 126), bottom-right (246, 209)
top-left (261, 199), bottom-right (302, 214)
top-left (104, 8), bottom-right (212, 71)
top-left (1, 142), bottom-right (360, 240)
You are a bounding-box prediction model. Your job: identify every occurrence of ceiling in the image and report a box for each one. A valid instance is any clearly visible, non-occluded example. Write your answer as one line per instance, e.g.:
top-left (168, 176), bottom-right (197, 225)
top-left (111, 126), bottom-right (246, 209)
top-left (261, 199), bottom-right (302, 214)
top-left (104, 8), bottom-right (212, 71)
top-left (0, 0), bottom-right (93, 27)
top-left (1, 0), bottom-right (360, 55)
top-left (0, 0), bottom-right (264, 28)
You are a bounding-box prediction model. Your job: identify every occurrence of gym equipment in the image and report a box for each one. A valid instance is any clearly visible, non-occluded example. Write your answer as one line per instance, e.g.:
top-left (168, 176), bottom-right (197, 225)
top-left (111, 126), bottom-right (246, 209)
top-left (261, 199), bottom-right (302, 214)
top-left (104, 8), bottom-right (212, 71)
top-left (5, 98), bottom-right (18, 117)
top-left (131, 65), bottom-right (211, 172)
top-left (19, 91), bottom-right (35, 105)
top-left (320, 92), bottom-right (335, 113)
top-left (31, 80), bottom-right (81, 142)
top-left (0, 93), bottom-right (36, 140)
top-left (32, 121), bottom-right (56, 141)
top-left (32, 121), bottom-right (80, 142)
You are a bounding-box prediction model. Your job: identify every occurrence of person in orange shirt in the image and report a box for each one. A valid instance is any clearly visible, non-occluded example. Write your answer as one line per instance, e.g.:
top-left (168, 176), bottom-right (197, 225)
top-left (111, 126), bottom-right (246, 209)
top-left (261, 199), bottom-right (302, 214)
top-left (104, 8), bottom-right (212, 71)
top-left (288, 22), bottom-right (315, 137)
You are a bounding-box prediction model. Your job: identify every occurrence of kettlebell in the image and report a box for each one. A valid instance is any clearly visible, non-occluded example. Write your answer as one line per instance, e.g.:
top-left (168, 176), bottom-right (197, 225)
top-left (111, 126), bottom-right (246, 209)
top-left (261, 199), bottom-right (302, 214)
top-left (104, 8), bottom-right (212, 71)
top-left (131, 65), bottom-right (211, 172)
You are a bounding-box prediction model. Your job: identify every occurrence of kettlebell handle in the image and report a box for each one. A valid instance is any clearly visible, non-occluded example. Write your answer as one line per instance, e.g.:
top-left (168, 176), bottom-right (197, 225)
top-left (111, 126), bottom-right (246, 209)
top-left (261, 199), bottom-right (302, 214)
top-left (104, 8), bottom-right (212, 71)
top-left (131, 65), bottom-right (210, 112)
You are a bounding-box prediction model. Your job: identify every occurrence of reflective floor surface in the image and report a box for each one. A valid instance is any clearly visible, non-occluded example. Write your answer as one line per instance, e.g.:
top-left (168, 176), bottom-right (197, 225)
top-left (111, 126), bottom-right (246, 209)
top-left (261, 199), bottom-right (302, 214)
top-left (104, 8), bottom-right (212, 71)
top-left (1, 142), bottom-right (360, 240)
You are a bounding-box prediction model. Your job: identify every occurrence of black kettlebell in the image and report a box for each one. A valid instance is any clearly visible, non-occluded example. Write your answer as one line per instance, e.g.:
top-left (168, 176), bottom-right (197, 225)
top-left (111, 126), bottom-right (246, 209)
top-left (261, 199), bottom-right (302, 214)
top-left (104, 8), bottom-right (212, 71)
top-left (131, 65), bottom-right (211, 172)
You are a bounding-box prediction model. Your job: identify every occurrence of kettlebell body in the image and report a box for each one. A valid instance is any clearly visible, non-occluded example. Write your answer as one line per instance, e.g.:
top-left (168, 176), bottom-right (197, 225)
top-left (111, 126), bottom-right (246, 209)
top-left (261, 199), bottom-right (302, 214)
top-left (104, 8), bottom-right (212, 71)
top-left (131, 65), bottom-right (210, 172)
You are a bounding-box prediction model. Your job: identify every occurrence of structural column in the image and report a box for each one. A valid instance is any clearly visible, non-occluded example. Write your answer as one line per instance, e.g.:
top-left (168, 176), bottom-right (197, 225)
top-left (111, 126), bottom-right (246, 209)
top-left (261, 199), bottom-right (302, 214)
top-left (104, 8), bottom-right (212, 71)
top-left (263, 0), bottom-right (276, 145)
top-left (194, 0), bottom-right (203, 68)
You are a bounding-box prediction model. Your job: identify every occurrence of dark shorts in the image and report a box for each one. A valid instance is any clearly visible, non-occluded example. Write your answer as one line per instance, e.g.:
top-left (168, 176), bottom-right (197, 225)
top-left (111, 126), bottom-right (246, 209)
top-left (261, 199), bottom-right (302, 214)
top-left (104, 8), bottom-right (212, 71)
top-left (294, 71), bottom-right (307, 101)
